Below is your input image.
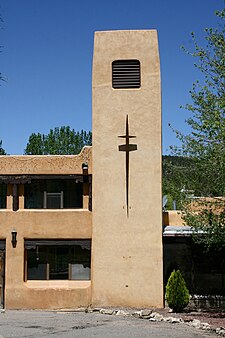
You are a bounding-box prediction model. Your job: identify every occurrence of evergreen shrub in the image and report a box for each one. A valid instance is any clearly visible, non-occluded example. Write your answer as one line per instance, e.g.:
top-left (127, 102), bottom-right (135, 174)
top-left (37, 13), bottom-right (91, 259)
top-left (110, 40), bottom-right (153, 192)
top-left (165, 269), bottom-right (190, 312)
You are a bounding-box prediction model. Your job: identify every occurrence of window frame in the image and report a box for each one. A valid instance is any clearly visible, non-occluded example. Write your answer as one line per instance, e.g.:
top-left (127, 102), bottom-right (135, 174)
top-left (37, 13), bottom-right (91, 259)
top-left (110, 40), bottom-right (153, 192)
top-left (43, 191), bottom-right (64, 209)
top-left (24, 240), bottom-right (91, 282)
top-left (24, 179), bottom-right (83, 209)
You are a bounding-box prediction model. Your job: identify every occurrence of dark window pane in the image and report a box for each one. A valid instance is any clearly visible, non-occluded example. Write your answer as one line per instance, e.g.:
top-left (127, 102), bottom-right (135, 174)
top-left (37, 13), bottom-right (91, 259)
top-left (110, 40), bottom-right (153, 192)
top-left (26, 240), bottom-right (91, 280)
top-left (24, 179), bottom-right (83, 209)
top-left (64, 181), bottom-right (83, 208)
top-left (70, 243), bottom-right (91, 280)
top-left (46, 180), bottom-right (63, 193)
top-left (24, 180), bottom-right (45, 208)
top-left (49, 247), bottom-right (69, 280)
top-left (27, 247), bottom-right (47, 280)
top-left (0, 184), bottom-right (7, 209)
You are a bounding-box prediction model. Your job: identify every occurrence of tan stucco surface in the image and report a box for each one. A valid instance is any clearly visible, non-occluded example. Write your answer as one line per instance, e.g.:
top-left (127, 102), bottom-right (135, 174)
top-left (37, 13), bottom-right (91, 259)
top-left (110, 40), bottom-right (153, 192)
top-left (92, 30), bottom-right (163, 308)
top-left (0, 209), bottom-right (92, 309)
top-left (0, 146), bottom-right (92, 175)
top-left (163, 211), bottom-right (185, 226)
top-left (0, 147), bottom-right (92, 309)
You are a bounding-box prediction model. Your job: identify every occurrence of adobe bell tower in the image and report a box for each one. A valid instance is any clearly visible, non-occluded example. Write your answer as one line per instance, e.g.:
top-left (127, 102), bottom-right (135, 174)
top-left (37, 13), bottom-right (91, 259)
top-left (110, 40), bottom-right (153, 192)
top-left (92, 30), bottom-right (163, 307)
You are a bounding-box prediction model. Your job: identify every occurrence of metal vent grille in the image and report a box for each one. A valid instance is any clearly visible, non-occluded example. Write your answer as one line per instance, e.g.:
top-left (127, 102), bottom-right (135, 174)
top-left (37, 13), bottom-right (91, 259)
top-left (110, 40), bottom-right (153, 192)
top-left (112, 59), bottom-right (141, 89)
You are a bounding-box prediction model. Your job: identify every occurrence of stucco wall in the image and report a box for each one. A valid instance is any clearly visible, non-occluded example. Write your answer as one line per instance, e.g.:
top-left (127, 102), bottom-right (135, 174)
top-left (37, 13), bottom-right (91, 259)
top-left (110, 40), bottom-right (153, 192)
top-left (0, 209), bottom-right (92, 309)
top-left (163, 211), bottom-right (184, 226)
top-left (92, 30), bottom-right (163, 308)
top-left (0, 146), bottom-right (92, 175)
top-left (0, 148), bottom-right (93, 309)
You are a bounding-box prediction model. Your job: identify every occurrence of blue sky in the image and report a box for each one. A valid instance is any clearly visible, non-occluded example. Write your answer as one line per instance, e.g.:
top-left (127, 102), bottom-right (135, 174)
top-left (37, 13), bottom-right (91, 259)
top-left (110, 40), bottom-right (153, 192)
top-left (0, 0), bottom-right (224, 154)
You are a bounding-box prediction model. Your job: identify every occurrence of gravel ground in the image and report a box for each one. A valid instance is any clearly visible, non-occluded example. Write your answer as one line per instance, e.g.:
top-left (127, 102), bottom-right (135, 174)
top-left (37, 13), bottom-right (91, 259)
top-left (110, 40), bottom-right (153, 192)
top-left (161, 309), bottom-right (225, 329)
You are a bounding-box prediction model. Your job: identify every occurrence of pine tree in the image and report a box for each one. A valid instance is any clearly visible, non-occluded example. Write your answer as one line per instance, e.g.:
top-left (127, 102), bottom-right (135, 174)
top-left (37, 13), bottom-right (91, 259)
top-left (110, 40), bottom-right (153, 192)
top-left (166, 270), bottom-right (190, 312)
top-left (0, 140), bottom-right (6, 155)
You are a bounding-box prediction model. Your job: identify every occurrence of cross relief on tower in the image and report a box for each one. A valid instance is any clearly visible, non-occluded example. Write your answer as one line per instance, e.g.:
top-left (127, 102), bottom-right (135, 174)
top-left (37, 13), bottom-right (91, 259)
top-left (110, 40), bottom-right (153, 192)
top-left (118, 115), bottom-right (137, 216)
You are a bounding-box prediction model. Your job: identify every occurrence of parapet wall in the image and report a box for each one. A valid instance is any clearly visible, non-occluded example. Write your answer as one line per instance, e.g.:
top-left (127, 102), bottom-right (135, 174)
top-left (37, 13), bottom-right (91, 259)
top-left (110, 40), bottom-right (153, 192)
top-left (0, 147), bottom-right (92, 175)
top-left (163, 211), bottom-right (185, 226)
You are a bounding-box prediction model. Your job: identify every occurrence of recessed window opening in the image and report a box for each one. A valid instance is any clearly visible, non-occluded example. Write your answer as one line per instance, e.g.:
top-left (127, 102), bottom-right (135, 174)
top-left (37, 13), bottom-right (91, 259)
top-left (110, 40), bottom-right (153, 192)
top-left (25, 240), bottom-right (91, 281)
top-left (0, 184), bottom-right (7, 209)
top-left (112, 59), bottom-right (141, 89)
top-left (24, 180), bottom-right (83, 209)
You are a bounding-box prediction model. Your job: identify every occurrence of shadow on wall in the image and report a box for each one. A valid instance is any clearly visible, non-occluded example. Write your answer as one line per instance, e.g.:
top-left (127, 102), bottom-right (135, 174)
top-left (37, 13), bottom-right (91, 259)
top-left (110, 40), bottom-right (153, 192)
top-left (164, 237), bottom-right (225, 297)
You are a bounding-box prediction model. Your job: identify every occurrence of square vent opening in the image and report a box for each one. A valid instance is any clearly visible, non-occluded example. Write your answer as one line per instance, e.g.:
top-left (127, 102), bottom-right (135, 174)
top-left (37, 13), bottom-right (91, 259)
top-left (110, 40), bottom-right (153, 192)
top-left (112, 59), bottom-right (141, 89)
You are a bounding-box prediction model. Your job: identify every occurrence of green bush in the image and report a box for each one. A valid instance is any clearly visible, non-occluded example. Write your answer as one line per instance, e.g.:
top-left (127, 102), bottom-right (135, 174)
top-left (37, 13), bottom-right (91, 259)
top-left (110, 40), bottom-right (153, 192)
top-left (165, 269), bottom-right (190, 312)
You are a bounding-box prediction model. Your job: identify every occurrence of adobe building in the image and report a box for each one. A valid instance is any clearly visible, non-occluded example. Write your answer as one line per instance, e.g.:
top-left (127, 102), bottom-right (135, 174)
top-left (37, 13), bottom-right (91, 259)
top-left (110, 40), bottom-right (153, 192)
top-left (0, 30), bottom-right (164, 309)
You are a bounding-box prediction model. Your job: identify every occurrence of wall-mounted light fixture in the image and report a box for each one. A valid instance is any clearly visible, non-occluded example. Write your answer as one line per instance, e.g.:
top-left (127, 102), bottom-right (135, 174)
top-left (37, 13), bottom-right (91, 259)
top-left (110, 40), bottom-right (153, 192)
top-left (82, 163), bottom-right (88, 170)
top-left (82, 163), bottom-right (89, 183)
top-left (11, 230), bottom-right (17, 248)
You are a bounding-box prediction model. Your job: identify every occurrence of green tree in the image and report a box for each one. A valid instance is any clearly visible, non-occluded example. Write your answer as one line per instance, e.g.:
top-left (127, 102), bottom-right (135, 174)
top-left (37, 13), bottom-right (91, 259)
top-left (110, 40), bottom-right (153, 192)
top-left (166, 270), bottom-right (190, 312)
top-left (171, 8), bottom-right (225, 251)
top-left (0, 140), bottom-right (6, 155)
top-left (162, 155), bottom-right (194, 209)
top-left (24, 126), bottom-right (92, 155)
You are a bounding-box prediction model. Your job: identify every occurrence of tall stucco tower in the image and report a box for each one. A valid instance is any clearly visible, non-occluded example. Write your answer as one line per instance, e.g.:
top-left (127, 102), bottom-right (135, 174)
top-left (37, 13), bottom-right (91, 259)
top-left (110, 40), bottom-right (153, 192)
top-left (92, 30), bottom-right (163, 307)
